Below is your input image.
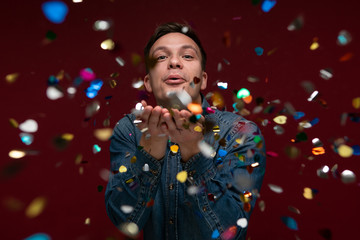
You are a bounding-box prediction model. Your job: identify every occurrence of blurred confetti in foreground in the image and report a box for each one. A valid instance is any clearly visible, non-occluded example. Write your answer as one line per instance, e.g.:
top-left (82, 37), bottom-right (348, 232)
top-left (25, 196), bottom-right (47, 218)
top-left (41, 1), bottom-right (68, 24)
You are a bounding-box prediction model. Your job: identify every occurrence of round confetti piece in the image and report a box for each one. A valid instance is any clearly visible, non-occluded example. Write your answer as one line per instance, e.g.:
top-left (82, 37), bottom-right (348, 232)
top-left (20, 133), bottom-right (34, 145)
top-left (236, 88), bottom-right (250, 99)
top-left (46, 86), bottom-right (64, 100)
top-left (5, 73), bottom-right (19, 83)
top-left (187, 185), bottom-right (199, 195)
top-left (41, 1), bottom-right (68, 24)
top-left (268, 184), bottom-right (283, 193)
top-left (242, 95), bottom-right (253, 104)
top-left (281, 216), bottom-right (298, 230)
top-left (206, 107), bottom-right (215, 114)
top-left (85, 217), bottom-right (90, 225)
top-left (25, 233), bottom-right (51, 240)
top-left (8, 150), bottom-right (26, 159)
top-left (170, 145), bottom-right (179, 154)
top-left (79, 68), bottom-right (96, 81)
top-left (338, 144), bottom-right (353, 158)
top-left (218, 149), bottom-right (227, 157)
top-left (212, 229), bottom-right (220, 238)
top-left (254, 47), bottom-right (264, 56)
top-left (352, 97), bottom-right (360, 109)
top-left (101, 39), bottom-right (115, 50)
top-left (273, 125), bottom-right (284, 135)
top-left (176, 171), bottom-right (188, 183)
top-left (93, 20), bottom-right (111, 31)
top-left (187, 103), bottom-right (203, 114)
top-left (236, 218), bottom-right (248, 228)
top-left (317, 165), bottom-right (329, 179)
top-left (94, 128), bottom-right (113, 141)
top-left (142, 164), bottom-right (149, 172)
top-left (352, 145), bottom-right (360, 156)
top-left (19, 119), bottom-right (38, 133)
top-left (337, 30), bottom-right (352, 46)
top-left (119, 165), bottom-right (127, 173)
top-left (310, 41), bottom-right (319, 50)
top-left (303, 187), bottom-right (313, 200)
top-left (93, 144), bottom-right (101, 154)
top-left (121, 205), bottom-right (134, 214)
top-left (120, 222), bottom-right (139, 237)
top-left (341, 170), bottom-right (356, 184)
top-left (130, 156), bottom-right (137, 163)
top-left (261, 0), bottom-right (277, 12)
top-left (273, 115), bottom-right (287, 124)
top-left (194, 125), bottom-right (202, 132)
top-left (25, 196), bottom-right (47, 218)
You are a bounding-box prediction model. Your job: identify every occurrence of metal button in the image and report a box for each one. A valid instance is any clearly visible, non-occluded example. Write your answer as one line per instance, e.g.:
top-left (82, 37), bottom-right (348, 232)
top-left (169, 218), bottom-right (174, 224)
top-left (169, 183), bottom-right (174, 190)
top-left (202, 206), bottom-right (207, 212)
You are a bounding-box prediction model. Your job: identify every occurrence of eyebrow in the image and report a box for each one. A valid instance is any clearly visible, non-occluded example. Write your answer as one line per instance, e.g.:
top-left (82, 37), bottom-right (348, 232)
top-left (152, 45), bottom-right (199, 56)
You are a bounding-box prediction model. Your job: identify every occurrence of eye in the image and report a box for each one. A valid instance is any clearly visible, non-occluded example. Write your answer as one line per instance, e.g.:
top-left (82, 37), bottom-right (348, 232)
top-left (183, 55), bottom-right (194, 59)
top-left (157, 55), bottom-right (167, 60)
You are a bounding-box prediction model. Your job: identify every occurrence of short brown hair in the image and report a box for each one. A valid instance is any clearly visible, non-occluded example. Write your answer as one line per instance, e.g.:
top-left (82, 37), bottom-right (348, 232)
top-left (144, 22), bottom-right (207, 73)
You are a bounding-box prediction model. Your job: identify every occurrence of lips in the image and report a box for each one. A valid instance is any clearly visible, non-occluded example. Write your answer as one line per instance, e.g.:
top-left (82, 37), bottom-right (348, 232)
top-left (164, 74), bottom-right (186, 85)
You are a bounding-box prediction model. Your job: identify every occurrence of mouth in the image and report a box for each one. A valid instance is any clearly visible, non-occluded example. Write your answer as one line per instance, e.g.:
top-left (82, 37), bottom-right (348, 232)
top-left (164, 74), bottom-right (186, 85)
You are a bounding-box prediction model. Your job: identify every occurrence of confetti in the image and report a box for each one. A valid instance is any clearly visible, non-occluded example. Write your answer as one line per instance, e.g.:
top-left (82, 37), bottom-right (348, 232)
top-left (317, 165), bottom-right (329, 179)
top-left (247, 75), bottom-right (259, 83)
top-left (97, 185), bottom-right (103, 192)
top-left (5, 73), bottom-right (19, 83)
top-left (25, 233), bottom-right (51, 240)
top-left (303, 187), bottom-right (313, 199)
top-left (79, 68), bottom-right (96, 81)
top-left (119, 222), bottom-right (139, 237)
top-left (92, 144), bottom-right (101, 154)
top-left (187, 103), bottom-right (203, 114)
top-left (287, 15), bottom-right (304, 31)
top-left (312, 147), bottom-right (325, 155)
top-left (281, 216), bottom-right (298, 230)
top-left (237, 88), bottom-right (250, 99)
top-left (217, 81), bottom-right (228, 89)
top-left (85, 101), bottom-right (100, 117)
top-left (352, 97), bottom-right (360, 109)
top-left (268, 184), bottom-right (283, 193)
top-left (121, 205), bottom-right (134, 214)
top-left (339, 52), bottom-right (353, 62)
top-left (20, 133), bottom-right (34, 145)
top-left (258, 200), bottom-right (265, 212)
top-left (236, 218), bottom-right (248, 228)
top-left (46, 86), bottom-right (64, 100)
top-left (93, 20), bottom-right (111, 31)
top-left (41, 1), bottom-right (68, 24)
top-left (187, 186), bottom-right (199, 195)
top-left (100, 39), bottom-right (115, 50)
top-left (84, 217), bottom-right (90, 225)
top-left (170, 145), bottom-right (179, 154)
top-left (198, 141), bottom-right (215, 158)
top-left (119, 165), bottom-right (127, 173)
top-left (176, 171), bottom-right (188, 183)
top-left (9, 118), bottom-right (19, 128)
top-left (194, 126), bottom-right (203, 132)
top-left (25, 196), bottom-right (47, 218)
top-left (221, 226), bottom-right (237, 240)
top-left (338, 144), bottom-right (353, 158)
top-left (310, 39), bottom-right (319, 50)
top-left (353, 145), bottom-right (360, 155)
top-left (341, 170), bottom-right (356, 184)
top-left (142, 164), bottom-right (149, 172)
top-left (319, 68), bottom-right (333, 80)
top-left (337, 30), bottom-right (352, 46)
top-left (293, 112), bottom-right (305, 120)
top-left (212, 229), bottom-right (220, 239)
top-left (261, 0), bottom-right (277, 12)
top-left (273, 115), bottom-right (287, 124)
top-left (254, 47), bottom-right (264, 56)
top-left (19, 119), bottom-right (38, 133)
top-left (94, 128), bottom-right (113, 141)
top-left (288, 206), bottom-right (301, 215)
top-left (273, 125), bottom-right (284, 135)
top-left (312, 138), bottom-right (323, 147)
top-left (115, 56), bottom-right (125, 66)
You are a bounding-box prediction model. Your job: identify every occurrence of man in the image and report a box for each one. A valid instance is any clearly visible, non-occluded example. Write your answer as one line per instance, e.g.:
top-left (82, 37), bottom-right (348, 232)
top-left (105, 22), bottom-right (266, 240)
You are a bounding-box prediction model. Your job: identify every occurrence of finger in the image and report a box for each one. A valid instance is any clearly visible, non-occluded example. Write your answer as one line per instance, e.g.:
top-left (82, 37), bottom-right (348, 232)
top-left (171, 109), bottom-right (185, 129)
top-left (148, 106), bottom-right (162, 130)
top-left (163, 111), bottom-right (177, 131)
top-left (141, 100), bottom-right (148, 108)
top-left (137, 106), bottom-right (152, 129)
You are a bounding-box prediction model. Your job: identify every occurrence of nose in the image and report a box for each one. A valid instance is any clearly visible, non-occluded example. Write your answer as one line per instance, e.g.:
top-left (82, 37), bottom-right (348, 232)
top-left (168, 56), bottom-right (183, 69)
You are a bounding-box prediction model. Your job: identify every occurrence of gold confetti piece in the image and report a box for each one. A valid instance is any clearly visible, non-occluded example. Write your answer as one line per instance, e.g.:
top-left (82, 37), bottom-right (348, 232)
top-left (119, 165), bottom-right (127, 173)
top-left (170, 145), bottom-right (179, 154)
top-left (8, 150), bottom-right (26, 159)
top-left (85, 217), bottom-right (91, 225)
top-left (187, 103), bottom-right (203, 114)
top-left (75, 154), bottom-right (82, 165)
top-left (131, 53), bottom-right (142, 66)
top-left (310, 41), bottom-right (319, 50)
top-left (130, 156), bottom-right (137, 163)
top-left (5, 73), bottom-right (19, 83)
top-left (352, 97), bottom-right (360, 109)
top-left (2, 197), bottom-right (24, 211)
top-left (94, 128), bottom-right (113, 141)
top-left (79, 166), bottom-right (84, 175)
top-left (273, 115), bottom-right (287, 124)
top-left (25, 196), bottom-right (47, 218)
top-left (312, 147), bottom-right (325, 155)
top-left (100, 39), bottom-right (115, 50)
top-left (338, 144), bottom-right (353, 158)
top-left (303, 187), bottom-right (313, 199)
top-left (61, 133), bottom-right (74, 141)
top-left (213, 125), bottom-right (220, 133)
top-left (258, 200), bottom-right (265, 212)
top-left (109, 79), bottom-right (117, 88)
top-left (194, 126), bottom-right (202, 132)
top-left (9, 118), bottom-right (19, 128)
top-left (176, 171), bottom-right (188, 183)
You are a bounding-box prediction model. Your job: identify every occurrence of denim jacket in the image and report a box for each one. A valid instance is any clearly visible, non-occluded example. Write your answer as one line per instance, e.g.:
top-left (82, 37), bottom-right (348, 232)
top-left (105, 98), bottom-right (266, 240)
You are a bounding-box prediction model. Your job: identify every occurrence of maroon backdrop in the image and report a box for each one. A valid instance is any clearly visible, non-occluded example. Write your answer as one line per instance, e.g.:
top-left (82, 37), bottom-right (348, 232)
top-left (1, 0), bottom-right (360, 239)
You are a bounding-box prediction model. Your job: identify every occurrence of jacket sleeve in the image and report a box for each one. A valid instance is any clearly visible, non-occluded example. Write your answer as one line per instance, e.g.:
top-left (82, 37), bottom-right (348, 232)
top-left (183, 118), bottom-right (266, 239)
top-left (105, 115), bottom-right (163, 231)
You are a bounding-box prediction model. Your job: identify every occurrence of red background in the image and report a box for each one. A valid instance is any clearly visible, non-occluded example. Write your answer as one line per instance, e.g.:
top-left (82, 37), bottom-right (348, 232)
top-left (1, 0), bottom-right (360, 239)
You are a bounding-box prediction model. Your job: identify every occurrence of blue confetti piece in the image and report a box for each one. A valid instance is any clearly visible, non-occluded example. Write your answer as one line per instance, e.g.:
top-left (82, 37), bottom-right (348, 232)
top-left (42, 1), bottom-right (68, 24)
top-left (212, 229), bottom-right (220, 238)
top-left (261, 0), bottom-right (277, 13)
top-left (310, 117), bottom-right (319, 126)
top-left (90, 79), bottom-right (103, 91)
top-left (254, 47), bottom-right (264, 56)
top-left (195, 114), bottom-right (202, 120)
top-left (215, 158), bottom-right (223, 166)
top-left (20, 133), bottom-right (34, 145)
top-left (73, 76), bottom-right (83, 87)
top-left (281, 216), bottom-right (298, 230)
top-left (218, 149), bottom-right (227, 157)
top-left (47, 75), bottom-right (59, 85)
top-left (85, 88), bottom-right (98, 98)
top-left (337, 35), bottom-right (348, 45)
top-left (25, 233), bottom-right (51, 240)
top-left (293, 111), bottom-right (305, 120)
top-left (352, 145), bottom-right (360, 156)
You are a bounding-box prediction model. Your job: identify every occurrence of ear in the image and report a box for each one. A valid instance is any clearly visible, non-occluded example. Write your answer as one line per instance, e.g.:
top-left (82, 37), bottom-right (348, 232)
top-left (144, 74), bottom-right (153, 92)
top-left (200, 71), bottom-right (207, 90)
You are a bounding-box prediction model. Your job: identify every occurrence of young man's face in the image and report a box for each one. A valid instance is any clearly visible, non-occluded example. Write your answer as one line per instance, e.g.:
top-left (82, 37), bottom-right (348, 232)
top-left (144, 32), bottom-right (207, 108)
